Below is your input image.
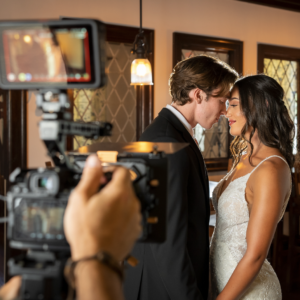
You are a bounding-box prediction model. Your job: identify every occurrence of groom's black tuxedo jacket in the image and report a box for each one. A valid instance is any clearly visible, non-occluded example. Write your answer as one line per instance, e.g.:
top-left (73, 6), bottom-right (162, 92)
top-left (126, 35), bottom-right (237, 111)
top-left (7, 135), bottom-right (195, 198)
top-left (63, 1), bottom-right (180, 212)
top-left (124, 108), bottom-right (210, 300)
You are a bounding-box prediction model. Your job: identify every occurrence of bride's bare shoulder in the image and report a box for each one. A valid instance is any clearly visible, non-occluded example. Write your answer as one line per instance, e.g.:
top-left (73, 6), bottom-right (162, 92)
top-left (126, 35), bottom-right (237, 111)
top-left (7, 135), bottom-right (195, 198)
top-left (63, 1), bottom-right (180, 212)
top-left (250, 155), bottom-right (291, 195)
top-left (258, 155), bottom-right (289, 174)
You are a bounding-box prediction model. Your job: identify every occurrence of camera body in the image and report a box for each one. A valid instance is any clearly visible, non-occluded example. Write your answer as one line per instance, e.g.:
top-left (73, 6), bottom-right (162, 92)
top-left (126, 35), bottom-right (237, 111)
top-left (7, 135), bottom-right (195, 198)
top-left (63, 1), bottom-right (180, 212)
top-left (7, 167), bottom-right (73, 252)
top-left (7, 151), bottom-right (168, 252)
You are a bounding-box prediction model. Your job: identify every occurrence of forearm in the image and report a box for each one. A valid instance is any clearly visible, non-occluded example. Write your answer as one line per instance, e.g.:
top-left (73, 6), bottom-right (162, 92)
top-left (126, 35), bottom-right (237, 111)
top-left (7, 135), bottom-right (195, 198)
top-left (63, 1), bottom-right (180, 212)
top-left (216, 254), bottom-right (264, 300)
top-left (75, 260), bottom-right (124, 300)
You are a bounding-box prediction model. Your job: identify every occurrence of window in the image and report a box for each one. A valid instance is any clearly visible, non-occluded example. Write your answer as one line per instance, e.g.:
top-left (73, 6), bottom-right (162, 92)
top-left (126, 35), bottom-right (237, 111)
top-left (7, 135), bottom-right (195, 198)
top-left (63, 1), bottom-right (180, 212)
top-left (69, 25), bottom-right (154, 150)
top-left (73, 41), bottom-right (137, 148)
top-left (258, 44), bottom-right (300, 154)
top-left (173, 33), bottom-right (243, 171)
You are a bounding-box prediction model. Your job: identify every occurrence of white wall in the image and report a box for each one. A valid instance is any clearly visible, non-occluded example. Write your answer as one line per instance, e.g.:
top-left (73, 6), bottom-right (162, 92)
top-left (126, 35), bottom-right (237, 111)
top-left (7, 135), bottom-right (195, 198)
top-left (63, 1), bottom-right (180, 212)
top-left (1, 0), bottom-right (299, 167)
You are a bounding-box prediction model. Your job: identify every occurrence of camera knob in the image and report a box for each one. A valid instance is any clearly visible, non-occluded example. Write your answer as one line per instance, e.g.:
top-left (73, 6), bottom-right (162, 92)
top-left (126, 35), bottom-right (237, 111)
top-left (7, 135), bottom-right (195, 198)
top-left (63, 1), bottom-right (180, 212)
top-left (147, 217), bottom-right (158, 224)
top-left (149, 179), bottom-right (159, 187)
top-left (22, 187), bottom-right (29, 193)
top-left (13, 186), bottom-right (21, 193)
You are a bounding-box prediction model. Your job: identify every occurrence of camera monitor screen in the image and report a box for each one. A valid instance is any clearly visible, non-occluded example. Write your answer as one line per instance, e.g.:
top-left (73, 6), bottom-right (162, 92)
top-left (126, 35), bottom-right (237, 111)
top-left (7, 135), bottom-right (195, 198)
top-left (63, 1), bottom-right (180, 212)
top-left (13, 198), bottom-right (68, 248)
top-left (0, 20), bottom-right (104, 89)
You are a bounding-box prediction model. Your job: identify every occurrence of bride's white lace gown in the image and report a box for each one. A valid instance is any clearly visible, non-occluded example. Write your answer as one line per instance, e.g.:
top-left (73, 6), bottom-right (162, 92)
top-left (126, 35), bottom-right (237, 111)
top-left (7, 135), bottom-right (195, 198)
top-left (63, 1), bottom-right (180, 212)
top-left (209, 155), bottom-right (291, 300)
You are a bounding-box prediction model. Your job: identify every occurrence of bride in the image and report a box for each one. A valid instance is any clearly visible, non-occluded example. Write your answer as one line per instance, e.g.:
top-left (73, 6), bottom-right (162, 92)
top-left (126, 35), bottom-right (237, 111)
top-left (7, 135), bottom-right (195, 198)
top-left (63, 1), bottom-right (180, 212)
top-left (209, 74), bottom-right (294, 299)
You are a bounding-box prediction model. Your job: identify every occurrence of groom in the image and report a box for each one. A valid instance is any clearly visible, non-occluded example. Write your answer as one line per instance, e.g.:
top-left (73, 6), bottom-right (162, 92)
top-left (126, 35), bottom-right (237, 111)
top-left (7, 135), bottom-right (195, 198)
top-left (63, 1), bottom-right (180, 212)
top-left (124, 55), bottom-right (238, 300)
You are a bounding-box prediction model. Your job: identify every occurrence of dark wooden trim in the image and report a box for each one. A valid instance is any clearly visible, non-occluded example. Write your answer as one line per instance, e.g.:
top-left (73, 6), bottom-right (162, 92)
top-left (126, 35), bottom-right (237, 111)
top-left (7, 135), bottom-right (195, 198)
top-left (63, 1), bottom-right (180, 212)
top-left (205, 158), bottom-right (229, 172)
top-left (257, 44), bottom-right (265, 74)
top-left (237, 0), bottom-right (300, 13)
top-left (0, 93), bottom-right (5, 284)
top-left (257, 44), bottom-right (300, 73)
top-left (0, 89), bottom-right (27, 282)
top-left (173, 32), bottom-right (243, 75)
top-left (173, 32), bottom-right (243, 171)
top-left (298, 60), bottom-right (300, 154)
top-left (1, 90), bottom-right (27, 185)
top-left (106, 24), bottom-right (154, 48)
top-left (66, 89), bottom-right (74, 150)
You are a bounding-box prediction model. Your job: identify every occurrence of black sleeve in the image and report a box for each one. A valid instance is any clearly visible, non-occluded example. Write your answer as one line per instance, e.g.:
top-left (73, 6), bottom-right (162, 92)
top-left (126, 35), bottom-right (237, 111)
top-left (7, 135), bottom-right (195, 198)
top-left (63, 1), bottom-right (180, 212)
top-left (146, 136), bottom-right (204, 300)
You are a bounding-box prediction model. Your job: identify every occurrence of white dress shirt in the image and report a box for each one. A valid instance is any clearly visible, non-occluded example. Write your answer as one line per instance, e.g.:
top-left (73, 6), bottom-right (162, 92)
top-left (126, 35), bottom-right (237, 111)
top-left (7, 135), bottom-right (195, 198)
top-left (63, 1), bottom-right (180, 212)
top-left (166, 104), bottom-right (194, 137)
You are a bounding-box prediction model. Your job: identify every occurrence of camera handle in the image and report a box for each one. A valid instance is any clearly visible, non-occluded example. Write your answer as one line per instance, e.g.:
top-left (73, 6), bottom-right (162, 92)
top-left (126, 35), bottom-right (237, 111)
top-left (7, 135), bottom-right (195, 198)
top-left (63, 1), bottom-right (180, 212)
top-left (36, 89), bottom-right (112, 171)
top-left (8, 251), bottom-right (68, 300)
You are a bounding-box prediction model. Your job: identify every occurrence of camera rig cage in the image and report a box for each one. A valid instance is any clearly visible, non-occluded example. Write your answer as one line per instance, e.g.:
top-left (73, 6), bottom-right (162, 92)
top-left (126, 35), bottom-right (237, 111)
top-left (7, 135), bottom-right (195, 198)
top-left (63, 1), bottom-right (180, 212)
top-left (0, 17), bottom-right (187, 300)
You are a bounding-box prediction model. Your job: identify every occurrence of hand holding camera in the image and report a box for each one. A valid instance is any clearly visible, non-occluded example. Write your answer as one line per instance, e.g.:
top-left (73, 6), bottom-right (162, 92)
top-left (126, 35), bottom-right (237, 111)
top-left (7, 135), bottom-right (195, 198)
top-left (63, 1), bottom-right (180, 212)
top-left (0, 155), bottom-right (142, 300)
top-left (64, 154), bottom-right (142, 262)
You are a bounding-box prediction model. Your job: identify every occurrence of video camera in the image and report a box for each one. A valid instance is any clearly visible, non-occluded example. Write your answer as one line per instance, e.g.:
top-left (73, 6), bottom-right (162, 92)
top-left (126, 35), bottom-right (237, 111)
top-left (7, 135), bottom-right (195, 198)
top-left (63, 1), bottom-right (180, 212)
top-left (0, 17), bottom-right (183, 300)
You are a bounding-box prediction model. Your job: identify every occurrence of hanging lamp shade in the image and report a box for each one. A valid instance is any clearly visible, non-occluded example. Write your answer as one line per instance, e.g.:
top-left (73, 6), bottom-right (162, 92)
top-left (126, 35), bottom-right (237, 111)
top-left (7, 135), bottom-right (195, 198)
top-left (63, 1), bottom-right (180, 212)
top-left (131, 58), bottom-right (153, 85)
top-left (130, 0), bottom-right (153, 86)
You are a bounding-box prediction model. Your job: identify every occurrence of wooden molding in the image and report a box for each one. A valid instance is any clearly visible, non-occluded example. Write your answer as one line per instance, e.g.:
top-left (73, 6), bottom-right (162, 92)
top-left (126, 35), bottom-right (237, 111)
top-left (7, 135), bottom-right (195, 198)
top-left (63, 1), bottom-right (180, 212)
top-left (173, 32), bottom-right (243, 76)
top-left (257, 44), bottom-right (300, 73)
top-left (237, 0), bottom-right (300, 13)
top-left (0, 89), bottom-right (27, 282)
top-left (0, 89), bottom-right (27, 184)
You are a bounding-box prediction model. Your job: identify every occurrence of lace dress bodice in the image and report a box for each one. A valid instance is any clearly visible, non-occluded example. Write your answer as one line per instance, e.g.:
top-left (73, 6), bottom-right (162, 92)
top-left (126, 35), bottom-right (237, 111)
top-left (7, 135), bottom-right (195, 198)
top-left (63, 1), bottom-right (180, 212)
top-left (209, 155), bottom-right (291, 300)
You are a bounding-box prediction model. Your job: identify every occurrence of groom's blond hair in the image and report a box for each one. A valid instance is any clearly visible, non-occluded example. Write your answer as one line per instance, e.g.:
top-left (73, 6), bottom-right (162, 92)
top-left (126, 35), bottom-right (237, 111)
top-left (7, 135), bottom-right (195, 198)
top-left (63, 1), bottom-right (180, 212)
top-left (169, 55), bottom-right (238, 105)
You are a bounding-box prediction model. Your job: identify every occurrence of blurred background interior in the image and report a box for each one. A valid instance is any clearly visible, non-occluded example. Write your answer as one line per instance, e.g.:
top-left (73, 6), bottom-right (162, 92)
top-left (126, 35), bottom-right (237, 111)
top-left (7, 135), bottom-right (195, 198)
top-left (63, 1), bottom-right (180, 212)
top-left (0, 0), bottom-right (300, 298)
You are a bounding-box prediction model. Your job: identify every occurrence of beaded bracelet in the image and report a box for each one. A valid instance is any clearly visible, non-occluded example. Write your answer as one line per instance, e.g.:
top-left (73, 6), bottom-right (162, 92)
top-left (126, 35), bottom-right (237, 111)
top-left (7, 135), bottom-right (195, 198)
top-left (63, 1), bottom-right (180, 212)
top-left (64, 251), bottom-right (124, 289)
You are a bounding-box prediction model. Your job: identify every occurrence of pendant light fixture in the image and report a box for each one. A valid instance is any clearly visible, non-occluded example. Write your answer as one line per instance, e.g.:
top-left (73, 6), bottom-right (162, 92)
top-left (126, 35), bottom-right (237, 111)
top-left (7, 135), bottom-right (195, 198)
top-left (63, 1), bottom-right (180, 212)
top-left (131, 0), bottom-right (153, 85)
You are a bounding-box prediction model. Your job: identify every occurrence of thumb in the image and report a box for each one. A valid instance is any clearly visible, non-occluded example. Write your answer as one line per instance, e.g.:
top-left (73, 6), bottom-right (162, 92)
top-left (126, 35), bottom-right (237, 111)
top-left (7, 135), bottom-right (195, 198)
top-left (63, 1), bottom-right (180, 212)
top-left (76, 154), bottom-right (103, 199)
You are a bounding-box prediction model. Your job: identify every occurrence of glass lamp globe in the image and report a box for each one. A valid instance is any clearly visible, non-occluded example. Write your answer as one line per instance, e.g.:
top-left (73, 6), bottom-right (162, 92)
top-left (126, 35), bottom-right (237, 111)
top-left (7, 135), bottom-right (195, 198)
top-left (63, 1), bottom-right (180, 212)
top-left (131, 58), bottom-right (153, 85)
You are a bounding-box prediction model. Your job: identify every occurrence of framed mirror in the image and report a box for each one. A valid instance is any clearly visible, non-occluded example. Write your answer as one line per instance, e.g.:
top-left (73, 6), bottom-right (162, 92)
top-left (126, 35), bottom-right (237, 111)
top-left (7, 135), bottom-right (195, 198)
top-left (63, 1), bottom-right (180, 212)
top-left (173, 32), bottom-right (243, 171)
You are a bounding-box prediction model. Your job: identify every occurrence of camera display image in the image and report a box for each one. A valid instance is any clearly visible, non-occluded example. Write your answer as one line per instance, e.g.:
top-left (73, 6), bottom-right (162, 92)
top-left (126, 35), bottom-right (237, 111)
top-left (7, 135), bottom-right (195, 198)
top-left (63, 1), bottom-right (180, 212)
top-left (13, 199), bottom-right (65, 242)
top-left (2, 26), bottom-right (92, 84)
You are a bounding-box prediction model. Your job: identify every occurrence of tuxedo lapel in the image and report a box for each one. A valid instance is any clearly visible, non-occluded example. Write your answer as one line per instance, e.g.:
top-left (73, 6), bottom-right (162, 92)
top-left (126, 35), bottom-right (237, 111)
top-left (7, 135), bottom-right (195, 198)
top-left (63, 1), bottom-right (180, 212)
top-left (159, 109), bottom-right (209, 200)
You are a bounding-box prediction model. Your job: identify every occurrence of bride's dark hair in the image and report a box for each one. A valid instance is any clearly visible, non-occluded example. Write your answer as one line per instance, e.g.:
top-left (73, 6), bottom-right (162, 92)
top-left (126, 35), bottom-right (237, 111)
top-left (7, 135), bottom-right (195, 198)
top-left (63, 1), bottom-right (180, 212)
top-left (230, 74), bottom-right (295, 169)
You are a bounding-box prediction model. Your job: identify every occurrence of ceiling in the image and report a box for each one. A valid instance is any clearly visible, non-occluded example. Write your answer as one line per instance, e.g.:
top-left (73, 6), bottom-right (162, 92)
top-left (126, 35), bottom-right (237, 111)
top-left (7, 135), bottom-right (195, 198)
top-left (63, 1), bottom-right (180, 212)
top-left (237, 0), bottom-right (300, 13)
